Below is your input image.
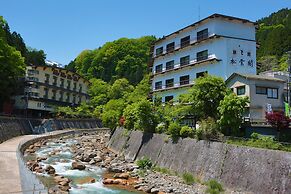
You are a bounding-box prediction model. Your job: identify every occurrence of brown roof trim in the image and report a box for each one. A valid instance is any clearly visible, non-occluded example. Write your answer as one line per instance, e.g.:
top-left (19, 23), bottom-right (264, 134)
top-left (154, 13), bottom-right (256, 44)
top-left (29, 64), bottom-right (90, 84)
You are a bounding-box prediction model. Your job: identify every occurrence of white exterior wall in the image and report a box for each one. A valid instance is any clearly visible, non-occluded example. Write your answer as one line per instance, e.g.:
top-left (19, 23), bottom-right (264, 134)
top-left (151, 16), bottom-right (256, 102)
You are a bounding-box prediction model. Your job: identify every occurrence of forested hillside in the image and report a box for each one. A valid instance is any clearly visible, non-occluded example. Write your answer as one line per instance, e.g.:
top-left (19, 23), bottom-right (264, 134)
top-left (66, 36), bottom-right (156, 85)
top-left (0, 16), bottom-right (46, 104)
top-left (256, 8), bottom-right (291, 73)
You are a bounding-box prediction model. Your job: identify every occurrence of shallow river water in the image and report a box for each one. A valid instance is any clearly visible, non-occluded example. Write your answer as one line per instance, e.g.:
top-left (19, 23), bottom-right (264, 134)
top-left (29, 138), bottom-right (139, 194)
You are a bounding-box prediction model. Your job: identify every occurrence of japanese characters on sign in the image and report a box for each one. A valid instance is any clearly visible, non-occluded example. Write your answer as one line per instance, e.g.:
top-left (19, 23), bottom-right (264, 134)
top-left (230, 48), bottom-right (254, 67)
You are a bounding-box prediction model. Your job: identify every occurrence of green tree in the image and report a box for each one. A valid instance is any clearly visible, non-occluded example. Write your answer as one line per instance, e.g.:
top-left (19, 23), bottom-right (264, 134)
top-left (0, 39), bottom-right (25, 103)
top-left (101, 99), bottom-right (126, 129)
top-left (123, 99), bottom-right (158, 132)
top-left (25, 47), bottom-right (46, 65)
top-left (88, 78), bottom-right (110, 106)
top-left (126, 74), bottom-right (151, 103)
top-left (70, 36), bottom-right (156, 85)
top-left (218, 93), bottom-right (249, 135)
top-left (108, 78), bottom-right (134, 99)
top-left (187, 75), bottom-right (228, 119)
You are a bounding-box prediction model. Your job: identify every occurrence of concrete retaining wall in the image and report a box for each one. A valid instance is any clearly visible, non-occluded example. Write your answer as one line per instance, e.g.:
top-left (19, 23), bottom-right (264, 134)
top-left (108, 127), bottom-right (291, 194)
top-left (0, 117), bottom-right (102, 142)
top-left (0, 117), bottom-right (41, 143)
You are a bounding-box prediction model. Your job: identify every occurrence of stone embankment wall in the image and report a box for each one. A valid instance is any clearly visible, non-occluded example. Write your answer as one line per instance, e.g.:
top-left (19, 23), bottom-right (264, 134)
top-left (108, 127), bottom-right (291, 194)
top-left (0, 117), bottom-right (102, 142)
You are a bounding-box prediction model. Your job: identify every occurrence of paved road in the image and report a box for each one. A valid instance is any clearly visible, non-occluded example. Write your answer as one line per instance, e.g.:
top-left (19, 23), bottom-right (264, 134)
top-left (0, 135), bottom-right (37, 194)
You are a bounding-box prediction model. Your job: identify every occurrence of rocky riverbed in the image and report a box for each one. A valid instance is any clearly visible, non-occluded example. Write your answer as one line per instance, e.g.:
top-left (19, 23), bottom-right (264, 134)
top-left (24, 131), bottom-right (208, 193)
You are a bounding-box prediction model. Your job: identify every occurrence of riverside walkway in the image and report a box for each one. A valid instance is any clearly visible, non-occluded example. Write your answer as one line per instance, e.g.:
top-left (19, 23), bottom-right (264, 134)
top-left (0, 135), bottom-right (35, 193)
top-left (0, 130), bottom-right (72, 194)
top-left (0, 129), bottom-right (99, 193)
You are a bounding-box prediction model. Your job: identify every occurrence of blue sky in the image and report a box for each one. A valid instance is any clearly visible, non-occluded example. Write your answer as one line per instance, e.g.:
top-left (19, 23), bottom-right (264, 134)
top-left (1, 0), bottom-right (290, 65)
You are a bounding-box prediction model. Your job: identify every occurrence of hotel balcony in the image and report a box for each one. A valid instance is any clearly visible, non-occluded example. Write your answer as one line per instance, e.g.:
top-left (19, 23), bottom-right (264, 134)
top-left (152, 54), bottom-right (219, 76)
top-left (152, 32), bottom-right (216, 58)
top-left (153, 80), bottom-right (195, 92)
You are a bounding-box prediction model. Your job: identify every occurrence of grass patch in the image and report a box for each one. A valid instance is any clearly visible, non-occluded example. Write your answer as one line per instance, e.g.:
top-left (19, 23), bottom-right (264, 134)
top-left (153, 166), bottom-right (173, 175)
top-left (136, 157), bottom-right (153, 170)
top-left (226, 136), bottom-right (291, 152)
top-left (205, 179), bottom-right (224, 194)
top-left (182, 172), bottom-right (195, 185)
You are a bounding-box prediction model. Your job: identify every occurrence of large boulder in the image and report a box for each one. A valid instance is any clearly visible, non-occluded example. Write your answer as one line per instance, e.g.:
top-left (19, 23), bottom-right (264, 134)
top-left (45, 165), bottom-right (56, 174)
top-left (72, 161), bottom-right (86, 170)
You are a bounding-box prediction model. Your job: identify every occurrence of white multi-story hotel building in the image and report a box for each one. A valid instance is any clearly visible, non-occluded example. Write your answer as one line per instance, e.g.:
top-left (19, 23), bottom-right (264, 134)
top-left (150, 14), bottom-right (257, 102)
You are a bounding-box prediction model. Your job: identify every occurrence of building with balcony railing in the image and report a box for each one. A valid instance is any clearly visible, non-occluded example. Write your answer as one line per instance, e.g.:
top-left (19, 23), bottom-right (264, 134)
top-left (150, 14), bottom-right (257, 102)
top-left (13, 61), bottom-right (90, 117)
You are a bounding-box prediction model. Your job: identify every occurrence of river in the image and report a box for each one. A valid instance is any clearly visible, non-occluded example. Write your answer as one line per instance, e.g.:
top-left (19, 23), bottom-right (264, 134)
top-left (27, 137), bottom-right (140, 194)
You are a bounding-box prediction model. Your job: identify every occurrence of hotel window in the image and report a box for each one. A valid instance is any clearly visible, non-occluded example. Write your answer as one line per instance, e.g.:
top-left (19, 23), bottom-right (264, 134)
top-left (181, 35), bottom-right (190, 48)
top-left (197, 50), bottom-right (208, 62)
top-left (196, 71), bottom-right (208, 78)
top-left (78, 96), bottom-right (82, 104)
top-left (197, 28), bottom-right (208, 41)
top-left (73, 82), bottom-right (77, 91)
top-left (155, 64), bottom-right (163, 73)
top-left (60, 78), bottom-right (64, 88)
top-left (67, 80), bottom-right (71, 90)
top-left (79, 84), bottom-right (82, 92)
top-left (247, 52), bottom-right (251, 57)
top-left (166, 60), bottom-right (174, 70)
top-left (166, 79), bottom-right (174, 88)
top-left (180, 75), bottom-right (189, 85)
top-left (52, 90), bottom-right (56, 100)
top-left (45, 74), bottom-right (50, 84)
top-left (37, 102), bottom-right (42, 107)
top-left (237, 86), bottom-right (245, 95)
top-left (256, 86), bottom-right (267, 94)
top-left (53, 76), bottom-right (57, 86)
top-left (59, 91), bottom-right (64, 101)
top-left (156, 47), bottom-right (163, 56)
top-left (267, 88), bottom-right (278, 99)
top-left (66, 93), bottom-right (70, 102)
top-left (166, 42), bottom-right (175, 53)
top-left (73, 95), bottom-right (76, 104)
top-left (180, 55), bottom-right (190, 66)
top-left (44, 88), bottom-right (48, 99)
top-left (155, 81), bottom-right (162, 90)
top-left (165, 95), bottom-right (174, 102)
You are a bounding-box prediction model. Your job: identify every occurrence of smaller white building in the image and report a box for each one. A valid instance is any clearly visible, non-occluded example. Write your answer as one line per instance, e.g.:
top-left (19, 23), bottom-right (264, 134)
top-left (226, 73), bottom-right (285, 120)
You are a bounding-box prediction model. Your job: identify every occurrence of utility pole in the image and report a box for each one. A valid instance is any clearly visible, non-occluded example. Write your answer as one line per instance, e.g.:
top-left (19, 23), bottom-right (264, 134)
top-left (287, 51), bottom-right (291, 106)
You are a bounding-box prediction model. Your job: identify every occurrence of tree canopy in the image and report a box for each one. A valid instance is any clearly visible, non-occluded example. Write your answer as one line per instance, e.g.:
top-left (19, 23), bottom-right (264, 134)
top-left (256, 8), bottom-right (291, 73)
top-left (66, 36), bottom-right (156, 85)
top-left (0, 17), bottom-right (26, 103)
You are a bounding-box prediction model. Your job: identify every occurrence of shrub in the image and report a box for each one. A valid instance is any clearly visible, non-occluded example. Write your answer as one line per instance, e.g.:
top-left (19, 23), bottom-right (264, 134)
top-left (156, 122), bottom-right (167, 134)
top-left (182, 172), bottom-right (195, 185)
top-left (167, 122), bottom-right (181, 139)
top-left (180, 126), bottom-right (195, 138)
top-left (136, 157), bottom-right (153, 170)
top-left (265, 111), bottom-right (291, 139)
top-left (205, 179), bottom-right (224, 194)
top-left (250, 132), bottom-right (260, 140)
top-left (196, 117), bottom-right (222, 140)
